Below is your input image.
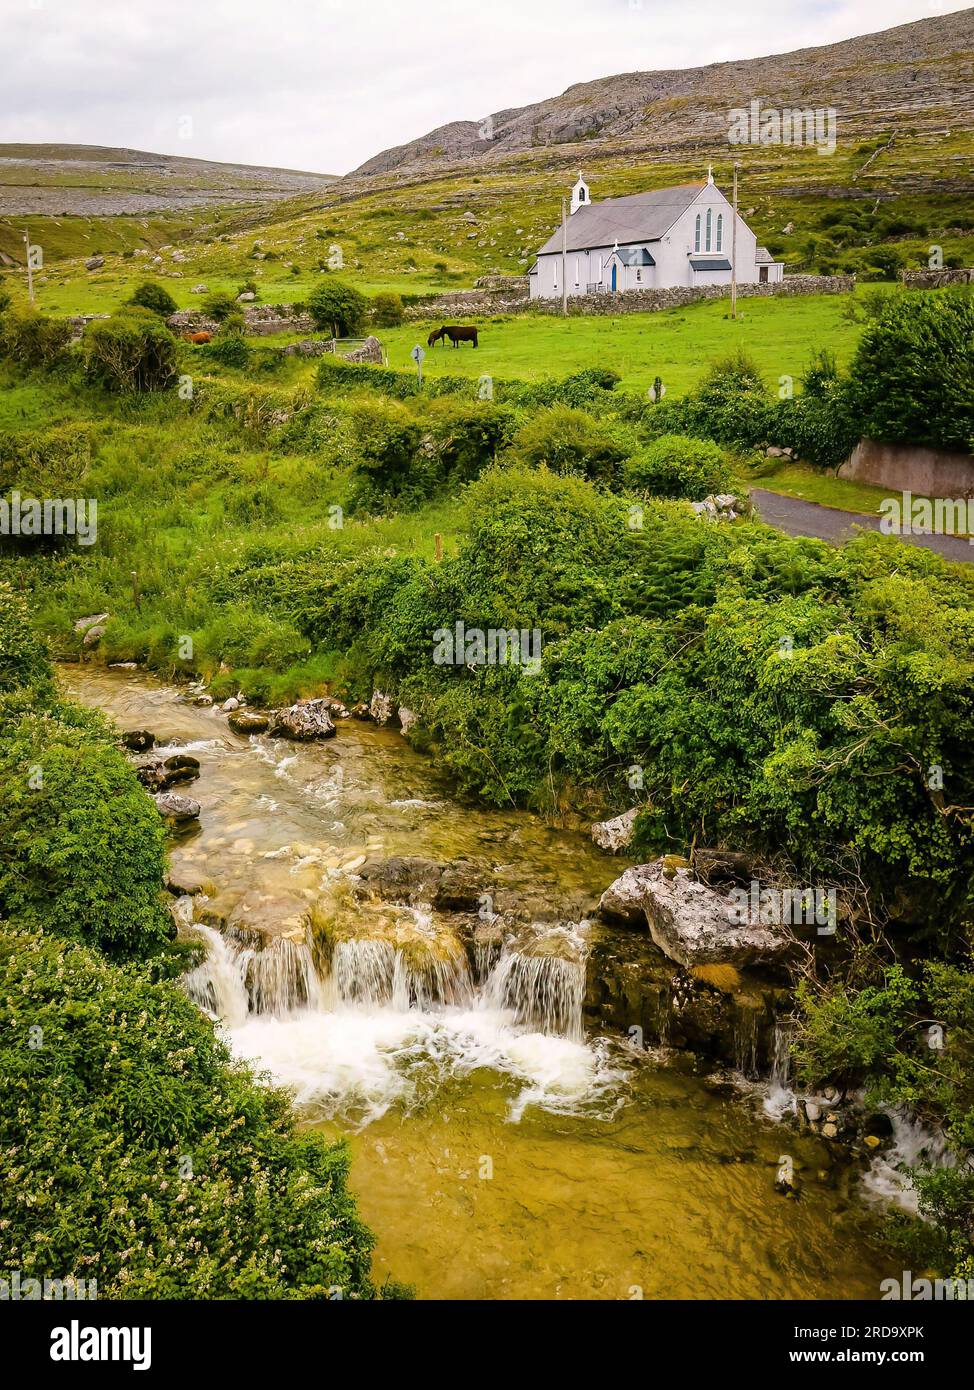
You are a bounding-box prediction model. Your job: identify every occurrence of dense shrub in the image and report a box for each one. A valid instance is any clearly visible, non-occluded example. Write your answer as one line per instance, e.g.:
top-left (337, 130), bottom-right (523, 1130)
top-left (203, 330), bottom-right (250, 367)
top-left (424, 396), bottom-right (515, 484)
top-left (0, 308), bottom-right (73, 369)
top-left (83, 309), bottom-right (179, 392)
top-left (201, 290), bottom-right (239, 322)
top-left (0, 285), bottom-right (11, 315)
top-left (846, 289), bottom-right (974, 452)
top-left (347, 396), bottom-right (424, 502)
top-left (371, 291), bottom-right (405, 327)
top-left (308, 281), bottom-right (368, 337)
top-left (0, 581), bottom-right (53, 695)
top-left (509, 403), bottom-right (628, 481)
top-left (0, 422), bottom-right (92, 494)
top-left (0, 699), bottom-right (170, 957)
top-left (128, 280), bottom-right (178, 316)
top-left (624, 433), bottom-right (731, 499)
top-left (0, 925), bottom-right (395, 1298)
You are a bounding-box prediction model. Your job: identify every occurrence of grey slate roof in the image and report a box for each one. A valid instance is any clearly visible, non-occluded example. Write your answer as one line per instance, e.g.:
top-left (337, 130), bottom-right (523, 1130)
top-left (689, 256), bottom-right (732, 270)
top-left (537, 183), bottom-right (705, 255)
top-left (755, 245), bottom-right (776, 263)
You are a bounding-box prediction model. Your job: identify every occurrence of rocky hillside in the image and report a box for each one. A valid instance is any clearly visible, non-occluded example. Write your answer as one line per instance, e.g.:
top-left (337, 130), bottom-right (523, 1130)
top-left (353, 10), bottom-right (974, 177)
top-left (0, 145), bottom-right (335, 218)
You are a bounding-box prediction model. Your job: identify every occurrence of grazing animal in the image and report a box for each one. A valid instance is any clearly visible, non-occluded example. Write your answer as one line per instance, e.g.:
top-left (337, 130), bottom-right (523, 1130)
top-left (182, 331), bottom-right (213, 345)
top-left (428, 325), bottom-right (478, 348)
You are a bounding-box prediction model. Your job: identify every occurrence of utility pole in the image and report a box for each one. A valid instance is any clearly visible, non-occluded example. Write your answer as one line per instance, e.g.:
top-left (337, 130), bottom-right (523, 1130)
top-left (730, 163), bottom-right (740, 321)
top-left (23, 226), bottom-right (34, 303)
top-left (561, 197), bottom-right (568, 318)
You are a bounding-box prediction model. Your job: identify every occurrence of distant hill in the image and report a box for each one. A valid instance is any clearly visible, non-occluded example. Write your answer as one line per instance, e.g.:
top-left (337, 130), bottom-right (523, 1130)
top-left (352, 10), bottom-right (974, 177)
top-left (0, 145), bottom-right (336, 219)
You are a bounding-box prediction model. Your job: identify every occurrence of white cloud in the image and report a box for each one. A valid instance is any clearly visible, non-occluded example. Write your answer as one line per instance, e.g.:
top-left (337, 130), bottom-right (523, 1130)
top-left (0, 0), bottom-right (963, 173)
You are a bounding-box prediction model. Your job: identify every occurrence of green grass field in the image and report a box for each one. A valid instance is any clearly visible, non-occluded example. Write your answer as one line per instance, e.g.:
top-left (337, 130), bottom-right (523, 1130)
top-left (379, 293), bottom-right (866, 395)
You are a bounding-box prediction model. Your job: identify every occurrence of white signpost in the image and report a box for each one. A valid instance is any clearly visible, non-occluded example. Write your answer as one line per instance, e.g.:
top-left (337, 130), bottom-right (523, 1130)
top-left (411, 344), bottom-right (426, 386)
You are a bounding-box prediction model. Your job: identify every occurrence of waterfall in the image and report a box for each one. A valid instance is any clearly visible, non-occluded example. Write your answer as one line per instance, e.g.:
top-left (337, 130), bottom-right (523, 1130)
top-left (483, 946), bottom-right (586, 1042)
top-left (182, 924), bottom-right (251, 1028)
top-left (246, 935), bottom-right (325, 1013)
top-left (733, 1009), bottom-right (759, 1078)
top-left (182, 922), bottom-right (322, 1018)
top-left (331, 932), bottom-right (475, 1010)
top-left (762, 1023), bottom-right (797, 1119)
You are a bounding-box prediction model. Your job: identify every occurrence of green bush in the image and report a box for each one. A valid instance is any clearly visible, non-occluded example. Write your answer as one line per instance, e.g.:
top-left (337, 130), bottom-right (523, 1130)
top-left (0, 285), bottom-right (11, 316)
top-left (509, 403), bottom-right (628, 481)
top-left (0, 581), bottom-right (53, 695)
top-left (0, 924), bottom-right (397, 1298)
top-left (624, 433), bottom-right (731, 500)
top-left (83, 309), bottom-right (179, 393)
top-left (201, 290), bottom-right (240, 322)
top-left (371, 291), bottom-right (404, 327)
top-left (308, 281), bottom-right (368, 337)
top-left (0, 308), bottom-right (73, 370)
top-left (128, 280), bottom-right (178, 317)
top-left (203, 330), bottom-right (249, 368)
top-left (0, 422), bottom-right (92, 495)
top-left (0, 699), bottom-right (170, 957)
top-left (425, 396), bottom-right (515, 485)
top-left (846, 289), bottom-right (974, 451)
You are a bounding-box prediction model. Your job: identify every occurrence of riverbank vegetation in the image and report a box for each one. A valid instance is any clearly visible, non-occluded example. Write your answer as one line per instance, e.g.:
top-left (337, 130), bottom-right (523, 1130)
top-left (1, 284), bottom-right (973, 1282)
top-left (0, 583), bottom-right (402, 1298)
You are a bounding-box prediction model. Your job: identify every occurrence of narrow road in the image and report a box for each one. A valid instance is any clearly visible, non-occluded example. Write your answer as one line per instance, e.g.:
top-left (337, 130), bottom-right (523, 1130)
top-left (751, 489), bottom-right (974, 564)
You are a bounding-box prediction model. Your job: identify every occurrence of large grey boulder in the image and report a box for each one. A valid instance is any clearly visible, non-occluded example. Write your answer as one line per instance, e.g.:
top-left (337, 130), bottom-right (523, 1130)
top-left (591, 807), bottom-right (639, 852)
top-left (599, 860), bottom-right (796, 970)
top-left (269, 700), bottom-right (336, 741)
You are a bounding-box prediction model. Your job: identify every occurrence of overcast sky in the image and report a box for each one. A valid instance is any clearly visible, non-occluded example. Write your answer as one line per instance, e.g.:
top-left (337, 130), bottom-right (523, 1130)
top-left (0, 0), bottom-right (965, 174)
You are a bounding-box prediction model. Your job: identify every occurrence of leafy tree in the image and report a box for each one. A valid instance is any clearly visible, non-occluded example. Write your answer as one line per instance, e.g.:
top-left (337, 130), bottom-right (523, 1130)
top-left (308, 280), bottom-right (368, 337)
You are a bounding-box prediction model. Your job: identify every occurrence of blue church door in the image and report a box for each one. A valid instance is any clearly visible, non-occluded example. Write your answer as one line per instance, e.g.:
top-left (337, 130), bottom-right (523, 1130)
top-left (611, 263), bottom-right (618, 292)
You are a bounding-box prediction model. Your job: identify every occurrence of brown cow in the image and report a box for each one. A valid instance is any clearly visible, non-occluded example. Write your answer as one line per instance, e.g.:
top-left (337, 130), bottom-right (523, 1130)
top-left (182, 331), bottom-right (213, 345)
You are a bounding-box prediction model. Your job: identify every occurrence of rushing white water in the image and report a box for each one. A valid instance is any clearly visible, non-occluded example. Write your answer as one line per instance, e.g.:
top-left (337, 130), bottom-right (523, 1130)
top-left (182, 922), bottom-right (252, 1028)
top-left (181, 902), bottom-right (619, 1127)
top-left (762, 1023), bottom-right (798, 1120)
top-left (862, 1108), bottom-right (955, 1215)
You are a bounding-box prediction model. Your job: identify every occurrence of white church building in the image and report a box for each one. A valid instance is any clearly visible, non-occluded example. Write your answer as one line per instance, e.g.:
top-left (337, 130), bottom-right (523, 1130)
top-left (529, 171), bottom-right (783, 300)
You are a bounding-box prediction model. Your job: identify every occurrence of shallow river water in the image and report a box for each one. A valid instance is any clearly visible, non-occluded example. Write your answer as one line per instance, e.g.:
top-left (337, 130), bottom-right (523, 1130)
top-left (60, 665), bottom-right (901, 1301)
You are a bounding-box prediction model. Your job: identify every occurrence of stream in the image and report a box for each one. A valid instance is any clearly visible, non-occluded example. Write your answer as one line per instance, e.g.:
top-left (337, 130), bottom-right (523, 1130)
top-left (60, 665), bottom-right (902, 1301)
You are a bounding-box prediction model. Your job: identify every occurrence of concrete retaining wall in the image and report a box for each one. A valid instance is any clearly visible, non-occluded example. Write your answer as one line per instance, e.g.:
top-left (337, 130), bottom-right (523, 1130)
top-left (839, 438), bottom-right (974, 497)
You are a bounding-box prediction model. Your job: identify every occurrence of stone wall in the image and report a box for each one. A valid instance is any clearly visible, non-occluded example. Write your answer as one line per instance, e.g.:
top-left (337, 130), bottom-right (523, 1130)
top-left (404, 274), bottom-right (854, 322)
top-left (166, 303), bottom-right (314, 336)
top-left (840, 438), bottom-right (974, 498)
top-left (532, 274), bottom-right (856, 317)
top-left (901, 267), bottom-right (974, 289)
